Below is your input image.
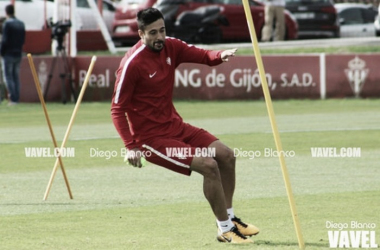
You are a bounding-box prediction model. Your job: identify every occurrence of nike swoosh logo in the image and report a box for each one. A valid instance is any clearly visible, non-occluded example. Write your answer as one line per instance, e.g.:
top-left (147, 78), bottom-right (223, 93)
top-left (149, 71), bottom-right (157, 78)
top-left (222, 235), bottom-right (232, 242)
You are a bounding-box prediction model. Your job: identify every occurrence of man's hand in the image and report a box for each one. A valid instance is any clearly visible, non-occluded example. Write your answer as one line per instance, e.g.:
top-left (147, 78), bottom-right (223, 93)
top-left (124, 148), bottom-right (144, 168)
top-left (221, 48), bottom-right (238, 62)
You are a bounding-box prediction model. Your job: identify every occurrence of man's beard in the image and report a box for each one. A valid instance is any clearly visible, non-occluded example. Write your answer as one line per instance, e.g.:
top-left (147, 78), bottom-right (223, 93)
top-left (150, 40), bottom-right (165, 52)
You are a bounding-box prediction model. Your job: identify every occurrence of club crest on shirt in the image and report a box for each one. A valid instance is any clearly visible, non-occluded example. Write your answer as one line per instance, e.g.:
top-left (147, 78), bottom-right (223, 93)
top-left (166, 57), bottom-right (171, 65)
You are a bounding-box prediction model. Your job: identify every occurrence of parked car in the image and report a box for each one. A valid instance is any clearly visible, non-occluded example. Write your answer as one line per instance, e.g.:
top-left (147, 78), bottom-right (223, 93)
top-left (0, 0), bottom-right (115, 32)
top-left (284, 0), bottom-right (339, 38)
top-left (335, 3), bottom-right (378, 38)
top-left (375, 3), bottom-right (380, 36)
top-left (75, 0), bottom-right (116, 32)
top-left (375, 13), bottom-right (380, 36)
top-left (112, 0), bottom-right (156, 42)
top-left (113, 0), bottom-right (156, 21)
top-left (161, 4), bottom-right (230, 44)
top-left (112, 0), bottom-right (298, 45)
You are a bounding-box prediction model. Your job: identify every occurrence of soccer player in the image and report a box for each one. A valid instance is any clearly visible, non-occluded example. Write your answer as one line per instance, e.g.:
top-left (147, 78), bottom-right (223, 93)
top-left (111, 7), bottom-right (259, 244)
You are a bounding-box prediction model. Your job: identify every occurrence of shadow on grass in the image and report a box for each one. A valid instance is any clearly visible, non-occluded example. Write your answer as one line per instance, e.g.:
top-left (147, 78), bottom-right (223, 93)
top-left (255, 240), bottom-right (328, 248)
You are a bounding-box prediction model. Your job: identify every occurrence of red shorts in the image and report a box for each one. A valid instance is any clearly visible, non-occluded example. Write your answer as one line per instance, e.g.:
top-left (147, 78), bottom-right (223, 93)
top-left (140, 123), bottom-right (218, 176)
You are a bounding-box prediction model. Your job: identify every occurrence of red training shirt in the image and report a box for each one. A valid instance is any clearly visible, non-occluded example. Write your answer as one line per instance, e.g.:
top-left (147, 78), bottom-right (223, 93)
top-left (111, 37), bottom-right (223, 149)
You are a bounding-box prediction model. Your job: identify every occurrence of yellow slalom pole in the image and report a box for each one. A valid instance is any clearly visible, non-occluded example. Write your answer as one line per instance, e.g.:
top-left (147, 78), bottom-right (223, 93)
top-left (27, 53), bottom-right (73, 199)
top-left (43, 56), bottom-right (97, 201)
top-left (241, 1), bottom-right (305, 249)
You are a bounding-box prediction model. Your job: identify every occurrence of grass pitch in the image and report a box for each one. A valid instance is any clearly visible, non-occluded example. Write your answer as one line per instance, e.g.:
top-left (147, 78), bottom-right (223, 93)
top-left (0, 99), bottom-right (379, 250)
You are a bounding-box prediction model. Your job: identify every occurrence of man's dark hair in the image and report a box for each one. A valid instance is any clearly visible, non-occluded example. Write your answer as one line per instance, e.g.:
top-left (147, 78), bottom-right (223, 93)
top-left (137, 8), bottom-right (164, 31)
top-left (5, 4), bottom-right (15, 16)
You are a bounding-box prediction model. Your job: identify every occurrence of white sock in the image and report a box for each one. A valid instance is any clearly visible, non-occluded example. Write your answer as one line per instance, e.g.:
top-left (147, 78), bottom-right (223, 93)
top-left (216, 219), bottom-right (235, 233)
top-left (227, 207), bottom-right (235, 220)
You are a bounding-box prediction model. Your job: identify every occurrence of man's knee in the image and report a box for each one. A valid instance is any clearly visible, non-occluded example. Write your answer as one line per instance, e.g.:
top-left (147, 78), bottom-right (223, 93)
top-left (191, 157), bottom-right (220, 178)
top-left (218, 146), bottom-right (236, 167)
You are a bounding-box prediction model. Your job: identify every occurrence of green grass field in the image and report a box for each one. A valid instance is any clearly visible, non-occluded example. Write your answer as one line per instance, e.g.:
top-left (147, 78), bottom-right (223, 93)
top-left (0, 99), bottom-right (379, 250)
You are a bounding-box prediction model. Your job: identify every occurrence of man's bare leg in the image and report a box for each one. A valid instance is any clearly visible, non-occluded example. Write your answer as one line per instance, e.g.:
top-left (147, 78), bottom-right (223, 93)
top-left (190, 148), bottom-right (255, 243)
top-left (190, 156), bottom-right (229, 221)
top-left (209, 140), bottom-right (236, 209)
